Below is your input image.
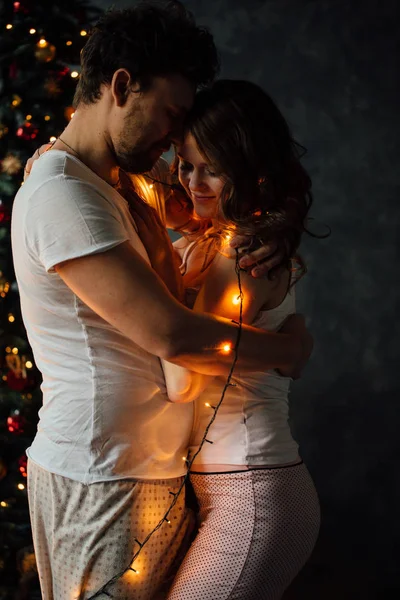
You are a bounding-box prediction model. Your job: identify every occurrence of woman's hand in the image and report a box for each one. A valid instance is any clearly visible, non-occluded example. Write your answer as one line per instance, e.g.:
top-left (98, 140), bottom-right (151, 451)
top-left (23, 143), bottom-right (53, 181)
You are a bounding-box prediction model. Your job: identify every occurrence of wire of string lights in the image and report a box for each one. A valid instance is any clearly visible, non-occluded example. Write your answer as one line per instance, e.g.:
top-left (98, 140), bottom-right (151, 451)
top-left (86, 250), bottom-right (244, 599)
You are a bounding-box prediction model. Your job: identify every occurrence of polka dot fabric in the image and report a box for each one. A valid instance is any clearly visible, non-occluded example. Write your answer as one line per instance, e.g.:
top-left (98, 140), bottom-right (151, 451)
top-left (27, 459), bottom-right (193, 600)
top-left (167, 463), bottom-right (320, 600)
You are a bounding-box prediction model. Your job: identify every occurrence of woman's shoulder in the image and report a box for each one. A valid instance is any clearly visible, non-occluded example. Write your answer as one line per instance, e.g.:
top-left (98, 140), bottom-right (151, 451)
top-left (173, 234), bottom-right (191, 260)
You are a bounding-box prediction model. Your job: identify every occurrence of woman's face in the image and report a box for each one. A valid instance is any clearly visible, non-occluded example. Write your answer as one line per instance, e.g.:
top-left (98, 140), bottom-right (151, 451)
top-left (177, 133), bottom-right (226, 220)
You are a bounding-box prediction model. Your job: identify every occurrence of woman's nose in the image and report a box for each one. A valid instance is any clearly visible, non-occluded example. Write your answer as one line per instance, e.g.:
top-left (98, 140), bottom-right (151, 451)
top-left (189, 170), bottom-right (206, 192)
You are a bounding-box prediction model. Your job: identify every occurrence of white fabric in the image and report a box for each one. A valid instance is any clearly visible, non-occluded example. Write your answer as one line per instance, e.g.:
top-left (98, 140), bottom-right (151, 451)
top-left (189, 286), bottom-right (300, 467)
top-left (12, 150), bottom-right (193, 483)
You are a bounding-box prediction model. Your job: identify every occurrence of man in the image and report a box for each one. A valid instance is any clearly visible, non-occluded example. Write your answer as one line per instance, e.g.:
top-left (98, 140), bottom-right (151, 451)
top-left (12, 3), bottom-right (311, 598)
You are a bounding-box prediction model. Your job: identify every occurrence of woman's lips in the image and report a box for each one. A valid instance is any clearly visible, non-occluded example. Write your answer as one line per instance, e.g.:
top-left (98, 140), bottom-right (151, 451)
top-left (191, 194), bottom-right (215, 202)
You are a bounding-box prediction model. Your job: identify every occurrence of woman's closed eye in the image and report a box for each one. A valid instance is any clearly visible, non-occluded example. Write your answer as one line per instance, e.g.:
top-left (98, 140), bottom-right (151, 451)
top-left (179, 161), bottom-right (218, 178)
top-left (178, 160), bottom-right (193, 172)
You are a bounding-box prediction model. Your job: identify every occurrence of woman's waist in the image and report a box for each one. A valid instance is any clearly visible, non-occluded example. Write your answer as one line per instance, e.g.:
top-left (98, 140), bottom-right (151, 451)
top-left (190, 459), bottom-right (302, 474)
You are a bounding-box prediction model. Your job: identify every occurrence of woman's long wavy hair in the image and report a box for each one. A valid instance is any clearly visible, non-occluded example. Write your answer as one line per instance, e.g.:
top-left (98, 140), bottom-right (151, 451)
top-left (175, 79), bottom-right (319, 278)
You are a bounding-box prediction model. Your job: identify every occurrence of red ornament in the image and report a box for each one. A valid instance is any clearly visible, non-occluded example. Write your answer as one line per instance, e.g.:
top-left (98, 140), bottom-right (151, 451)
top-left (0, 457), bottom-right (7, 480)
top-left (18, 454), bottom-right (28, 478)
top-left (9, 61), bottom-right (17, 79)
top-left (16, 122), bottom-right (39, 140)
top-left (5, 369), bottom-right (28, 392)
top-left (0, 201), bottom-right (11, 224)
top-left (7, 410), bottom-right (26, 435)
top-left (57, 66), bottom-right (70, 79)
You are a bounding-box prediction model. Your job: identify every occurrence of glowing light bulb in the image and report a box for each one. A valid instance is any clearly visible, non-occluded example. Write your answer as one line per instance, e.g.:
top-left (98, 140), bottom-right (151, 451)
top-left (66, 40), bottom-right (72, 46)
top-left (1, 501), bottom-right (8, 507)
top-left (29, 28), bottom-right (36, 34)
top-left (38, 38), bottom-right (47, 47)
top-left (71, 71), bottom-right (79, 78)
top-left (6, 24), bottom-right (13, 30)
top-left (50, 136), bottom-right (56, 142)
top-left (25, 361), bottom-right (33, 369)
top-left (26, 114), bottom-right (32, 120)
top-left (222, 343), bottom-right (232, 354)
top-left (18, 483), bottom-right (25, 490)
top-left (232, 294), bottom-right (241, 305)
top-left (8, 314), bottom-right (15, 322)
top-left (12, 347), bottom-right (19, 355)
top-left (44, 115), bottom-right (51, 121)
top-left (205, 402), bottom-right (211, 407)
top-left (149, 183), bottom-right (154, 189)
top-left (80, 30), bottom-right (88, 36)
top-left (129, 566), bottom-right (140, 574)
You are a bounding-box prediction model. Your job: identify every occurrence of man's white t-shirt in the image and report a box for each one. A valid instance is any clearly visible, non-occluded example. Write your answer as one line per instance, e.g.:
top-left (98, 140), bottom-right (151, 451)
top-left (11, 150), bottom-right (193, 483)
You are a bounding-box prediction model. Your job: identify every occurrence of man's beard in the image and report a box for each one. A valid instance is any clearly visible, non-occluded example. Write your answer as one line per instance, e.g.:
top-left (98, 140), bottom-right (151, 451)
top-left (116, 148), bottom-right (159, 175)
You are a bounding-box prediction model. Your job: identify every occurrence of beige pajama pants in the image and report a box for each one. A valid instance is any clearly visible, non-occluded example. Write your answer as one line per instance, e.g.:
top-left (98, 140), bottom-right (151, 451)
top-left (27, 459), bottom-right (194, 600)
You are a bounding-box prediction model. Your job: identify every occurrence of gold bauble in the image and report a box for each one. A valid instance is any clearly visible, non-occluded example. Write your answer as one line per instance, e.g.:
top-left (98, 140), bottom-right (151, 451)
top-left (35, 42), bottom-right (56, 63)
top-left (44, 78), bottom-right (61, 97)
top-left (0, 123), bottom-right (9, 139)
top-left (1, 153), bottom-right (22, 175)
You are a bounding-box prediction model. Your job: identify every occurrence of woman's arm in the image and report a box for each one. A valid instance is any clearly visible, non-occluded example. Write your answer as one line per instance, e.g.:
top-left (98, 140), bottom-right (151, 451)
top-left (162, 245), bottom-right (291, 402)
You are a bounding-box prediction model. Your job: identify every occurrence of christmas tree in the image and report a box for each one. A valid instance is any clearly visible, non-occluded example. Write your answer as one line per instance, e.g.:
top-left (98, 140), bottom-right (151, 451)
top-left (0, 1), bottom-right (101, 597)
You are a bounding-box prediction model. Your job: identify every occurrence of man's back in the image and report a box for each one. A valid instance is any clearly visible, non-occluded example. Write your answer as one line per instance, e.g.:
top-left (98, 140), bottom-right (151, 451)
top-left (12, 150), bottom-right (192, 483)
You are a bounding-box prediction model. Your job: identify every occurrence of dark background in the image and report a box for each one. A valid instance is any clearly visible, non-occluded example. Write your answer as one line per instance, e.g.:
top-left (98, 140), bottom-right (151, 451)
top-left (97, 1), bottom-right (400, 597)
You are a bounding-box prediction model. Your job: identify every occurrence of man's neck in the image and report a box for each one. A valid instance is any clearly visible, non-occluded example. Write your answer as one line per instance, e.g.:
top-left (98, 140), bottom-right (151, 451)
top-left (52, 106), bottom-right (120, 187)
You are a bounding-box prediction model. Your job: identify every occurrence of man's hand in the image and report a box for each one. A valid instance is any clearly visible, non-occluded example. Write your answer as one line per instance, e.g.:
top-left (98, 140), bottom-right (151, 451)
top-left (229, 235), bottom-right (288, 279)
top-left (277, 314), bottom-right (313, 380)
top-left (24, 143), bottom-right (53, 181)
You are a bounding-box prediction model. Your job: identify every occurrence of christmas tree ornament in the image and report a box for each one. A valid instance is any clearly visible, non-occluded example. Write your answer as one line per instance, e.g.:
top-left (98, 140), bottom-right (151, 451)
top-left (34, 40), bottom-right (56, 63)
top-left (16, 121), bottom-right (39, 140)
top-left (17, 546), bottom-right (37, 575)
top-left (4, 354), bottom-right (35, 392)
top-left (7, 409), bottom-right (26, 434)
top-left (9, 61), bottom-right (17, 79)
top-left (0, 271), bottom-right (10, 297)
top-left (18, 454), bottom-right (27, 478)
top-left (0, 124), bottom-right (9, 139)
top-left (1, 153), bottom-right (22, 175)
top-left (11, 94), bottom-right (22, 108)
top-left (0, 457), bottom-right (7, 480)
top-left (44, 77), bottom-right (62, 97)
top-left (0, 201), bottom-right (11, 224)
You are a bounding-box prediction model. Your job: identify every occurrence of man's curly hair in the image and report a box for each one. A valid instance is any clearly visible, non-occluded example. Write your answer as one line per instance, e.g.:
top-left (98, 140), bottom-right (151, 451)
top-left (73, 0), bottom-right (219, 107)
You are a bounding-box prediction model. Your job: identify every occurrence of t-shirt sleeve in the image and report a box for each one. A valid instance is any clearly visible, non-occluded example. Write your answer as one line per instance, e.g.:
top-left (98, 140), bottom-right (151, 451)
top-left (26, 175), bottom-right (130, 272)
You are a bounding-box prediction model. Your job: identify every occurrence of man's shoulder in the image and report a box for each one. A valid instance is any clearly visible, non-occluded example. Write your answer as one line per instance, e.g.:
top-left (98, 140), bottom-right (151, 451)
top-left (20, 151), bottom-right (118, 211)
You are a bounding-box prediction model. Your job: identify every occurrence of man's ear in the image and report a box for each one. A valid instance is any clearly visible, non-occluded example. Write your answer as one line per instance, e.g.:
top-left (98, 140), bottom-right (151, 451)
top-left (111, 69), bottom-right (141, 107)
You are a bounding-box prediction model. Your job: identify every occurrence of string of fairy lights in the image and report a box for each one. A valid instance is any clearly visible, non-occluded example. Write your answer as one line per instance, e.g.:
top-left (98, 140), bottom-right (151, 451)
top-left (86, 246), bottom-right (244, 599)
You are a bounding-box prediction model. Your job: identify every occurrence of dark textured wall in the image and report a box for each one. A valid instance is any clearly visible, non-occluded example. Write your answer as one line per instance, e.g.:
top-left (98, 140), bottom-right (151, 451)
top-left (95, 1), bottom-right (400, 596)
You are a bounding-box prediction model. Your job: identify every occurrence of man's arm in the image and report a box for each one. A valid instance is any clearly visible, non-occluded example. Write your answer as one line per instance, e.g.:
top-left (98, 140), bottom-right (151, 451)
top-left (56, 241), bottom-right (307, 376)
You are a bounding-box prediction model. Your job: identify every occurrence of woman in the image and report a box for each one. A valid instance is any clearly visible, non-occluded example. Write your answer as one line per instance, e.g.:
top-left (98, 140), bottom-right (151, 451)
top-left (159, 80), bottom-right (321, 600)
